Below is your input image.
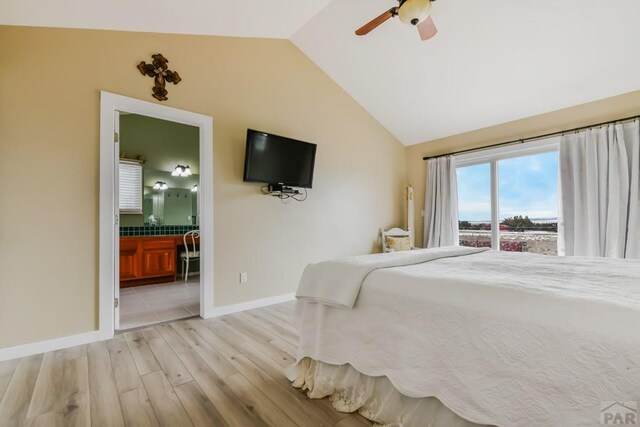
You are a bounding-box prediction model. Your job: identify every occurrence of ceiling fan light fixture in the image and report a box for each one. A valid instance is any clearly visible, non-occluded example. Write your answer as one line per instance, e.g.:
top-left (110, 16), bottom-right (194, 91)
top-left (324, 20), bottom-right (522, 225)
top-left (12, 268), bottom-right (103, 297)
top-left (398, 0), bottom-right (432, 25)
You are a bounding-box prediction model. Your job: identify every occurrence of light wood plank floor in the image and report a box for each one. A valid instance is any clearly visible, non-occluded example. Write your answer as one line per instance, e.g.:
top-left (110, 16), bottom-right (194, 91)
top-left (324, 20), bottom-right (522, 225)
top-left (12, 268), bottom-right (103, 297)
top-left (0, 302), bottom-right (372, 427)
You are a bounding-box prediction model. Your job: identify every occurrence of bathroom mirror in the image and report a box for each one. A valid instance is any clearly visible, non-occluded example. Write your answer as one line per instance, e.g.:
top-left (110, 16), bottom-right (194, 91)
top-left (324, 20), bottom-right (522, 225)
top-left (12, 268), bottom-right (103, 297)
top-left (143, 168), bottom-right (199, 226)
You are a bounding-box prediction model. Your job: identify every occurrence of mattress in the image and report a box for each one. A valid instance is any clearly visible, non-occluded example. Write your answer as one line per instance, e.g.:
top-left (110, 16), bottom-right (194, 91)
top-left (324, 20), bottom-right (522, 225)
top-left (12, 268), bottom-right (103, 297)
top-left (292, 249), bottom-right (640, 426)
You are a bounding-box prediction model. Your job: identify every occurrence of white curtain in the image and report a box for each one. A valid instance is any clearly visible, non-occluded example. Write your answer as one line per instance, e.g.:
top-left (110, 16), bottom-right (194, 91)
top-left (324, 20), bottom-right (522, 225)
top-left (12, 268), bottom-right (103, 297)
top-left (424, 156), bottom-right (459, 248)
top-left (559, 119), bottom-right (639, 258)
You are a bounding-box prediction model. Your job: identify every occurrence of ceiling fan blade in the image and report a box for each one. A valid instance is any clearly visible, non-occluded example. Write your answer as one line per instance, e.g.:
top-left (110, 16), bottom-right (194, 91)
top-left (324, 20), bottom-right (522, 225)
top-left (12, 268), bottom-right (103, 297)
top-left (417, 15), bottom-right (438, 41)
top-left (355, 9), bottom-right (395, 36)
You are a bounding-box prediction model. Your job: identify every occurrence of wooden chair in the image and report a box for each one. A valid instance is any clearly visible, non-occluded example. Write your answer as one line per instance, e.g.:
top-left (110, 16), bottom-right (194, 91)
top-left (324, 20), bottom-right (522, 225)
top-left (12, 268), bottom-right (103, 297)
top-left (180, 230), bottom-right (200, 282)
top-left (380, 227), bottom-right (414, 253)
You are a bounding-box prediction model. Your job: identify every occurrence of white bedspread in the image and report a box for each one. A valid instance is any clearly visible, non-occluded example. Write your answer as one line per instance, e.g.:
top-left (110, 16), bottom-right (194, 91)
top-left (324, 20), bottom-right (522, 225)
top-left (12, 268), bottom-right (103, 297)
top-left (296, 246), bottom-right (488, 308)
top-left (293, 250), bottom-right (640, 426)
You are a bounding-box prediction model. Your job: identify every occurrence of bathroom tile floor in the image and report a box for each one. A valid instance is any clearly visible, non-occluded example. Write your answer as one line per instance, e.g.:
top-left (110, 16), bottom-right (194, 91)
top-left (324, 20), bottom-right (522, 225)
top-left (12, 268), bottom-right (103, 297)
top-left (119, 276), bottom-right (200, 330)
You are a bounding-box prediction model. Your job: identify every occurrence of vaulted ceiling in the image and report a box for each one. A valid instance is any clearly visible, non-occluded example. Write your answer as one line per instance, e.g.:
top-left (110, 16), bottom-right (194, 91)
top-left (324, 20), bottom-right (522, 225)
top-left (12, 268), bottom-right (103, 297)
top-left (0, 0), bottom-right (333, 38)
top-left (3, 0), bottom-right (640, 145)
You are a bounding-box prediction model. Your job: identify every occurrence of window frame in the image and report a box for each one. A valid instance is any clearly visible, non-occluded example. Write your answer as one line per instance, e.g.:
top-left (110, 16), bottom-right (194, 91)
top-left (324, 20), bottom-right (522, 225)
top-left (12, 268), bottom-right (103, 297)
top-left (455, 137), bottom-right (560, 250)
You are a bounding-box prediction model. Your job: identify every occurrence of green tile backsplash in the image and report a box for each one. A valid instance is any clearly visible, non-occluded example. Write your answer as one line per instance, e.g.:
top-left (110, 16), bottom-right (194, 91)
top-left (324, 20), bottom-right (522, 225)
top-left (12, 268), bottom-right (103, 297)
top-left (120, 225), bottom-right (199, 237)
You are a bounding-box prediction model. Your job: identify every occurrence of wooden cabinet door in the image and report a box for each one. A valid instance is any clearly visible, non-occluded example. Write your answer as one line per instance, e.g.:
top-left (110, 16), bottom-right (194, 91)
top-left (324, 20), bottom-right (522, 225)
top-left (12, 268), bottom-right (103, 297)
top-left (119, 240), bottom-right (140, 281)
top-left (141, 248), bottom-right (176, 278)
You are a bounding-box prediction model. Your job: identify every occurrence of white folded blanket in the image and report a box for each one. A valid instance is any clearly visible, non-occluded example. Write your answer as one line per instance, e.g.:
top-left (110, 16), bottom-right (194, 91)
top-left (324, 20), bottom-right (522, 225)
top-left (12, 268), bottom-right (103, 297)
top-left (295, 246), bottom-right (488, 308)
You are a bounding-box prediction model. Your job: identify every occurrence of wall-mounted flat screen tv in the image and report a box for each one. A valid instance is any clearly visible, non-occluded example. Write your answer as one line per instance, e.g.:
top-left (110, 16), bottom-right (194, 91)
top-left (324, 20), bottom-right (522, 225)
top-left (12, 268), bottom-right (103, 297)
top-left (243, 129), bottom-right (317, 188)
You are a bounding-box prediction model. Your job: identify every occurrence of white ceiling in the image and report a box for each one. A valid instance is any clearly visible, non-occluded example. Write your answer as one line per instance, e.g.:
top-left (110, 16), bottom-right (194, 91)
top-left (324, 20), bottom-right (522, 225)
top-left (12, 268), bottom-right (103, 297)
top-left (3, 0), bottom-right (640, 145)
top-left (0, 0), bottom-right (332, 38)
top-left (292, 0), bottom-right (640, 144)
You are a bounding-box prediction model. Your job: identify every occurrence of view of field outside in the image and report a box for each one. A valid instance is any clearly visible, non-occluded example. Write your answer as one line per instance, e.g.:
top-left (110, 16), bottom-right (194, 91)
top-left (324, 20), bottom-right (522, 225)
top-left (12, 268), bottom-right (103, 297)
top-left (457, 151), bottom-right (559, 255)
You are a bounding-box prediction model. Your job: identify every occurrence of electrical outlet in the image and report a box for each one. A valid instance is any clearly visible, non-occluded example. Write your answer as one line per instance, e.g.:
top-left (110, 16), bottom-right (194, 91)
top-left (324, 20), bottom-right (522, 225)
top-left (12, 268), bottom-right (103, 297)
top-left (239, 272), bottom-right (248, 284)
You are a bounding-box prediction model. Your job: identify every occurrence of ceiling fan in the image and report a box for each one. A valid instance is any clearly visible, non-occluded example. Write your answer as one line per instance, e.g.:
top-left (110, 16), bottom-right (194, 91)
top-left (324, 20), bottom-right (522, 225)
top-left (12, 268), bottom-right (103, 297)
top-left (355, 0), bottom-right (438, 41)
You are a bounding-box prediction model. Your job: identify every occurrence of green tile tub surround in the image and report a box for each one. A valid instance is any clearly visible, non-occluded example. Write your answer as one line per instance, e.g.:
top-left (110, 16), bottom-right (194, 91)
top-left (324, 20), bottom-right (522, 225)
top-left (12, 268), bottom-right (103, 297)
top-left (119, 225), bottom-right (199, 237)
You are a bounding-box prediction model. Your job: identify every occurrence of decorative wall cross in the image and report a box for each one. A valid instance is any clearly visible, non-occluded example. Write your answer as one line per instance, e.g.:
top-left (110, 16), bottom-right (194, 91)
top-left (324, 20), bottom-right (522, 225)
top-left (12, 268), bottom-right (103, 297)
top-left (137, 53), bottom-right (181, 101)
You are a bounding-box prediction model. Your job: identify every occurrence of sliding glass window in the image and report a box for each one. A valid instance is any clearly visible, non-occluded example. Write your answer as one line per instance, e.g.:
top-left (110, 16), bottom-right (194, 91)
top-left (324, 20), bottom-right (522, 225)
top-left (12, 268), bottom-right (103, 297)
top-left (457, 163), bottom-right (492, 249)
top-left (455, 137), bottom-right (559, 255)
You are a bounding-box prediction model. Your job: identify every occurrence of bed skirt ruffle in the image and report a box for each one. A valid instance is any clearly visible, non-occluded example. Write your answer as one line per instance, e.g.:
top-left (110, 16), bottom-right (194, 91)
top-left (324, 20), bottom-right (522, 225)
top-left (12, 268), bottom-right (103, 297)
top-left (288, 358), bottom-right (490, 427)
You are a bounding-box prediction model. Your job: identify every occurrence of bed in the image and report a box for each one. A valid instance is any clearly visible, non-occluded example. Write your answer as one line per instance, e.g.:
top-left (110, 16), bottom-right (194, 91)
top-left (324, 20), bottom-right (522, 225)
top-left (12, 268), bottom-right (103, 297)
top-left (288, 247), bottom-right (640, 427)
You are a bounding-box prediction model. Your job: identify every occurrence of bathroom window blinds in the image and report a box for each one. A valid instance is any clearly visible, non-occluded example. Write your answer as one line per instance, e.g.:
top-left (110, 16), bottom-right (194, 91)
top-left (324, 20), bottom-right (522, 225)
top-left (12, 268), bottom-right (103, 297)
top-left (119, 159), bottom-right (143, 214)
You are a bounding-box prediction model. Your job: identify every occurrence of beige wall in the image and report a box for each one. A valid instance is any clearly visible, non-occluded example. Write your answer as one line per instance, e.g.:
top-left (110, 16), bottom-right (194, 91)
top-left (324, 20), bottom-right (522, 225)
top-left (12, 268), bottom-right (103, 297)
top-left (407, 90), bottom-right (640, 248)
top-left (0, 26), bottom-right (406, 349)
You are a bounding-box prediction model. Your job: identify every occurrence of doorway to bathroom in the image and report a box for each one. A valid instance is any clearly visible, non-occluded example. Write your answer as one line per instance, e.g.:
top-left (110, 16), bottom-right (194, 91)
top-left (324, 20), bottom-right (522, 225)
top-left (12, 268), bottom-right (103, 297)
top-left (99, 92), bottom-right (214, 337)
top-left (118, 113), bottom-right (201, 329)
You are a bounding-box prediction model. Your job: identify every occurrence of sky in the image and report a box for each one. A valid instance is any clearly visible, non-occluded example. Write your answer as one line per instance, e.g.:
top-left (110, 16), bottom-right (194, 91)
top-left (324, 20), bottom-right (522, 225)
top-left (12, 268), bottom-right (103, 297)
top-left (456, 151), bottom-right (558, 222)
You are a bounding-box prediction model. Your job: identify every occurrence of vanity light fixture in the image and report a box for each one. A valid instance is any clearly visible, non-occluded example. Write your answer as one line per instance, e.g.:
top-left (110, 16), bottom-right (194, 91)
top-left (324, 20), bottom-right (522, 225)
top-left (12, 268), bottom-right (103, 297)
top-left (191, 184), bottom-right (198, 192)
top-left (171, 164), bottom-right (193, 177)
top-left (153, 181), bottom-right (168, 190)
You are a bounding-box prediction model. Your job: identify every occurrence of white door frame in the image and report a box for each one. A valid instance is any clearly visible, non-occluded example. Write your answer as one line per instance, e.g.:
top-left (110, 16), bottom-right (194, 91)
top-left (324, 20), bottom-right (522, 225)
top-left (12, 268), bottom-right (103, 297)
top-left (99, 91), bottom-right (214, 340)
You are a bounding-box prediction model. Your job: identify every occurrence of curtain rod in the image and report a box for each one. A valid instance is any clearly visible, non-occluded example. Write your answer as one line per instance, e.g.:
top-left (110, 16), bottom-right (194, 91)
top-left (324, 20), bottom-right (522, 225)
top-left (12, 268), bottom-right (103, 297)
top-left (422, 114), bottom-right (640, 161)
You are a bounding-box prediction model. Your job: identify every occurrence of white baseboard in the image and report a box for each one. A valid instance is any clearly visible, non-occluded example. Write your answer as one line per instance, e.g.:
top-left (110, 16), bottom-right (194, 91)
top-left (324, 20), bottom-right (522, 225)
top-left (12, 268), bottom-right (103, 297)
top-left (207, 292), bottom-right (295, 318)
top-left (0, 293), bottom-right (296, 362)
top-left (0, 330), bottom-right (102, 362)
